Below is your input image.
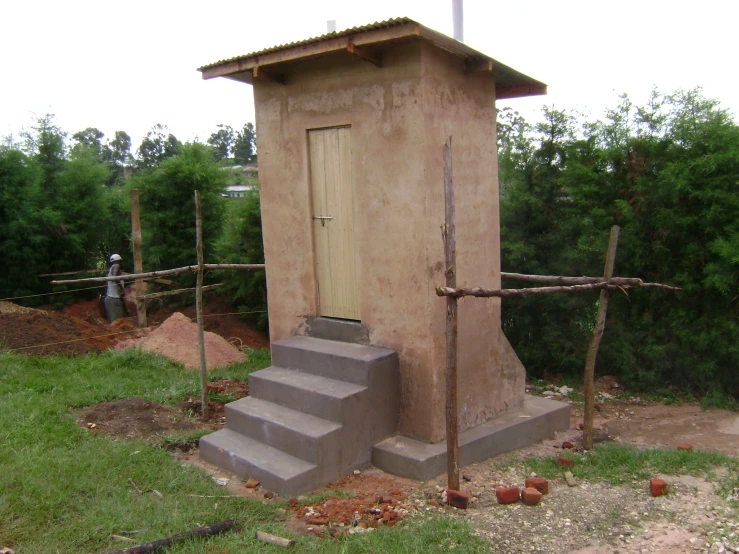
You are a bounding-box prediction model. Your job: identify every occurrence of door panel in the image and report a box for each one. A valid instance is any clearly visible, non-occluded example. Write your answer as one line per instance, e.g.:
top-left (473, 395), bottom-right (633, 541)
top-left (309, 127), bottom-right (359, 320)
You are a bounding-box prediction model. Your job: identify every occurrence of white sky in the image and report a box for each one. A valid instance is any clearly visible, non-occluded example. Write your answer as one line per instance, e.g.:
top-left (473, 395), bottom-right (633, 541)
top-left (2, 0), bottom-right (736, 151)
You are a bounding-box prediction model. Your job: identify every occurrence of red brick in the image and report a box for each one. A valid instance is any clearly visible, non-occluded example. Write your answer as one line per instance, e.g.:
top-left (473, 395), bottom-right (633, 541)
top-left (677, 443), bottom-right (693, 452)
top-left (650, 478), bottom-right (668, 497)
top-left (446, 489), bottom-right (469, 509)
top-left (525, 477), bottom-right (549, 495)
top-left (521, 487), bottom-right (543, 506)
top-left (306, 516), bottom-right (329, 526)
top-left (556, 457), bottom-right (575, 468)
top-left (495, 486), bottom-right (520, 505)
top-left (578, 422), bottom-right (584, 430)
top-left (562, 441), bottom-right (575, 449)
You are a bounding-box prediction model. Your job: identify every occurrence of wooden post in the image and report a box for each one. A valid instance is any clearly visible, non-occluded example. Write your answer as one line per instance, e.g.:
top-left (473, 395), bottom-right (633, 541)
top-left (195, 191), bottom-right (208, 421)
top-left (583, 225), bottom-right (620, 451)
top-left (130, 189), bottom-right (147, 327)
top-left (443, 137), bottom-right (460, 492)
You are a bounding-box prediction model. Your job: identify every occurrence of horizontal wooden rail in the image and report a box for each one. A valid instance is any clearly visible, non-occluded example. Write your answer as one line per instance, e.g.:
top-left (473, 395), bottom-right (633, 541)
top-left (437, 281), bottom-right (680, 298)
top-left (50, 264), bottom-right (265, 285)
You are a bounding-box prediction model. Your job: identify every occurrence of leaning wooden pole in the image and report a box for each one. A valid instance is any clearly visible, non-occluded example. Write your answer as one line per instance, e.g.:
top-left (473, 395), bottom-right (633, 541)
top-left (130, 189), bottom-right (147, 327)
top-left (583, 225), bottom-right (620, 451)
top-left (443, 137), bottom-right (460, 492)
top-left (195, 191), bottom-right (209, 421)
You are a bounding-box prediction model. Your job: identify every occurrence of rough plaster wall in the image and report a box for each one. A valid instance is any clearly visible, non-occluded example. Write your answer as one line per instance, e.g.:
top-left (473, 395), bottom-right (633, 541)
top-left (253, 40), bottom-right (525, 444)
top-left (419, 43), bottom-right (525, 440)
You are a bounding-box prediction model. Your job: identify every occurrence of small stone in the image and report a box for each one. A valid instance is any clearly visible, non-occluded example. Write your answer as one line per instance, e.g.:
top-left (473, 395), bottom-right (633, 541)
top-left (264, 491), bottom-right (274, 499)
top-left (525, 477), bottom-right (549, 495)
top-left (391, 488), bottom-right (401, 495)
top-left (578, 422), bottom-right (584, 430)
top-left (306, 516), bottom-right (329, 526)
top-left (677, 443), bottom-right (694, 451)
top-left (556, 457), bottom-right (575, 468)
top-left (244, 478), bottom-right (260, 488)
top-left (650, 478), bottom-right (668, 497)
top-left (564, 471), bottom-right (577, 487)
top-left (496, 486), bottom-right (520, 505)
top-left (562, 441), bottom-right (575, 449)
top-left (521, 487), bottom-right (543, 506)
top-left (446, 489), bottom-right (469, 509)
top-left (353, 470), bottom-right (361, 476)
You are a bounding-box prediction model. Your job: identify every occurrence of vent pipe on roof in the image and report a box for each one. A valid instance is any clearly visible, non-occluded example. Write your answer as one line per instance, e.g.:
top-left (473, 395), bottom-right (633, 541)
top-left (452, 0), bottom-right (464, 42)
top-left (327, 20), bottom-right (336, 33)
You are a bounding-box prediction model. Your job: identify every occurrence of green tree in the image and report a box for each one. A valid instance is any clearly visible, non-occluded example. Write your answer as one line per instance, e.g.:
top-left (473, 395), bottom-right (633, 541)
top-left (136, 124), bottom-right (181, 170)
top-left (207, 124), bottom-right (234, 162)
top-left (0, 149), bottom-right (50, 301)
top-left (134, 143), bottom-right (228, 284)
top-left (215, 190), bottom-right (267, 329)
top-left (233, 123), bottom-right (256, 165)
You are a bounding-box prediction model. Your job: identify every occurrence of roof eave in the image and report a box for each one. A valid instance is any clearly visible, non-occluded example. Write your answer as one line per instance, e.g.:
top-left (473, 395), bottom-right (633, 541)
top-left (199, 19), bottom-right (547, 100)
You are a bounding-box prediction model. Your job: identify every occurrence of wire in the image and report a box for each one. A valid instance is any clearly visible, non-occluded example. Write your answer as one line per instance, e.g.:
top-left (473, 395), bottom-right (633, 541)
top-left (0, 285), bottom-right (105, 302)
top-left (7, 327), bottom-right (144, 352)
top-left (199, 310), bottom-right (267, 317)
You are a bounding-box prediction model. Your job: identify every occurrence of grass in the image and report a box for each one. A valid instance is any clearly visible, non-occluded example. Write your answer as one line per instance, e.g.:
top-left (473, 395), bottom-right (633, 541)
top-left (518, 443), bottom-right (739, 493)
top-left (0, 348), bottom-right (487, 553)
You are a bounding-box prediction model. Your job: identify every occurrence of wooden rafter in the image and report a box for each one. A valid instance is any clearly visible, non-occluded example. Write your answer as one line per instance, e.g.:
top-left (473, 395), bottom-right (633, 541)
top-left (252, 66), bottom-right (284, 84)
top-left (346, 43), bottom-right (382, 67)
top-left (465, 57), bottom-right (493, 74)
top-left (496, 82), bottom-right (547, 100)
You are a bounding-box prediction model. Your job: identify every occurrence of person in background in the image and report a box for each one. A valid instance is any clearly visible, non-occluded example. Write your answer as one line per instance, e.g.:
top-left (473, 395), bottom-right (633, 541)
top-left (105, 254), bottom-right (126, 323)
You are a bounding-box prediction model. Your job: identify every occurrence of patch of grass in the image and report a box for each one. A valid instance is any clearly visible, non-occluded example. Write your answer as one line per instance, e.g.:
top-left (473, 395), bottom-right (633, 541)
top-left (519, 443), bottom-right (739, 492)
top-left (0, 349), bottom-right (484, 553)
top-left (156, 429), bottom-right (211, 451)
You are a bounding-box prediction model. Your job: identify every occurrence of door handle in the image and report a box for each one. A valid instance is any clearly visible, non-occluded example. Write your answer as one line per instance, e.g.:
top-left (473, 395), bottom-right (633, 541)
top-left (313, 215), bottom-right (332, 226)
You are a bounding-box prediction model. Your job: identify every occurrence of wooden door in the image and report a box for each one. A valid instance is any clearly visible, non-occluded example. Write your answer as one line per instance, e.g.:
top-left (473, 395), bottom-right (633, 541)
top-left (309, 127), bottom-right (359, 320)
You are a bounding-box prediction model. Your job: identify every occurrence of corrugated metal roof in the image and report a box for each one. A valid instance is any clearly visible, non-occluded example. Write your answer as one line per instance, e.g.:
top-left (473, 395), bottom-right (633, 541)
top-left (199, 17), bottom-right (416, 71)
top-left (197, 16), bottom-right (546, 95)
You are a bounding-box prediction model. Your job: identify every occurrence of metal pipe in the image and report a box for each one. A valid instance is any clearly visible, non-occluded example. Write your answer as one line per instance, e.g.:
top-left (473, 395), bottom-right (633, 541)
top-left (452, 0), bottom-right (464, 42)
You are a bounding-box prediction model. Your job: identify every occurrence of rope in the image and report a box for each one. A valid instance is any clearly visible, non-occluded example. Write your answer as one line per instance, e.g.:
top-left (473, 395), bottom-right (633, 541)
top-left (0, 285), bottom-right (105, 301)
top-left (7, 327), bottom-right (144, 352)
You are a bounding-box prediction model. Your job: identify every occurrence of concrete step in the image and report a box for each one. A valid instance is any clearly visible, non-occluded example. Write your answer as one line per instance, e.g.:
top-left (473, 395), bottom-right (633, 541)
top-left (200, 429), bottom-right (317, 497)
top-left (225, 397), bottom-right (342, 464)
top-left (271, 335), bottom-right (397, 385)
top-left (248, 366), bottom-right (367, 423)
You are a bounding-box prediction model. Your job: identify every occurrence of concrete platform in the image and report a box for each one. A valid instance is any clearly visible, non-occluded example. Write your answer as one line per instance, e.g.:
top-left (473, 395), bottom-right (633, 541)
top-left (372, 395), bottom-right (571, 481)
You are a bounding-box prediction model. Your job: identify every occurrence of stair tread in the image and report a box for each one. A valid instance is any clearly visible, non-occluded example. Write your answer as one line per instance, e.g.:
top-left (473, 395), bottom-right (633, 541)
top-left (201, 429), bottom-right (316, 479)
top-left (251, 366), bottom-right (367, 397)
top-left (273, 335), bottom-right (396, 362)
top-left (227, 397), bottom-right (342, 437)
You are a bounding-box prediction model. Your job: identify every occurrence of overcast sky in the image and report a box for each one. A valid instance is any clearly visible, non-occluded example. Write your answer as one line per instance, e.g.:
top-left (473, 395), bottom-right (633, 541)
top-left (2, 0), bottom-right (736, 151)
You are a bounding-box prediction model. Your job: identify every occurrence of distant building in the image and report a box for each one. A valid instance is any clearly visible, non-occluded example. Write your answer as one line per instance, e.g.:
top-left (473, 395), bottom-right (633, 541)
top-left (223, 184), bottom-right (256, 198)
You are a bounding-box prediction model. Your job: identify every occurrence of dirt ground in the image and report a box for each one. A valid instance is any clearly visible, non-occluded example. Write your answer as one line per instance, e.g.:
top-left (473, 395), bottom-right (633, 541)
top-left (0, 294), bottom-right (269, 357)
top-left (72, 375), bottom-right (739, 552)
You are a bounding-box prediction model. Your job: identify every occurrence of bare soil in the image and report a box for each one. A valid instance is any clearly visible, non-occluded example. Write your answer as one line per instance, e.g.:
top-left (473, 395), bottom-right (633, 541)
top-left (0, 294), bottom-right (268, 357)
top-left (72, 373), bottom-right (739, 551)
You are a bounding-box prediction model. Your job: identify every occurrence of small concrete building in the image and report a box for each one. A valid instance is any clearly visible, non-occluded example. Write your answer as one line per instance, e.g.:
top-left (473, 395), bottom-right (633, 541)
top-left (198, 18), bottom-right (569, 495)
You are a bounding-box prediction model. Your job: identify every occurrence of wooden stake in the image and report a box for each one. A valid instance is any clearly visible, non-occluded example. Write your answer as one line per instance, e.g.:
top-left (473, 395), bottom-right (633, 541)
top-left (107, 519), bottom-right (235, 554)
top-left (131, 189), bottom-right (147, 328)
top-left (443, 137), bottom-right (460, 492)
top-left (256, 531), bottom-right (295, 548)
top-left (583, 225), bottom-right (620, 451)
top-left (195, 191), bottom-right (208, 421)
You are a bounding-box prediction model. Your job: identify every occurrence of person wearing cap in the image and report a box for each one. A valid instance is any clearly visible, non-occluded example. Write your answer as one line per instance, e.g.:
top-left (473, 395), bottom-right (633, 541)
top-left (105, 254), bottom-right (126, 323)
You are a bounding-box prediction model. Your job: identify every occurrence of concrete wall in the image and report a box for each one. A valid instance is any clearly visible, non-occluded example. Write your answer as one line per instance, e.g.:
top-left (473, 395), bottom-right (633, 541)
top-left (254, 40), bottom-right (525, 444)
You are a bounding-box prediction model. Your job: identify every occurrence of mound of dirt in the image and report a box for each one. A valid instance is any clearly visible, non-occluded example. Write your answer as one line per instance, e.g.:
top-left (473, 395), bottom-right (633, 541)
top-left (133, 312), bottom-right (247, 370)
